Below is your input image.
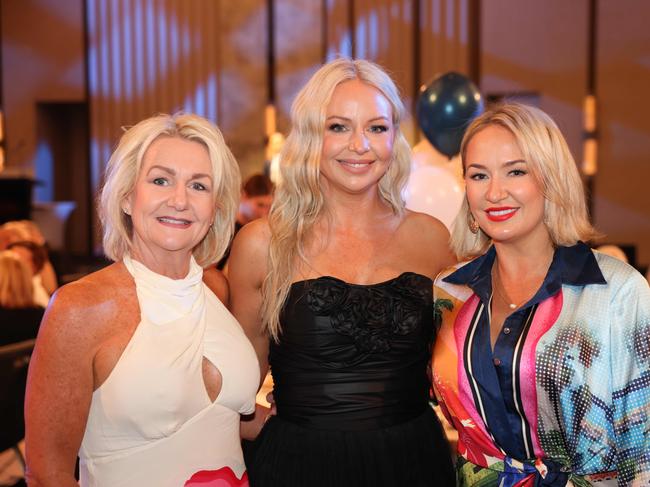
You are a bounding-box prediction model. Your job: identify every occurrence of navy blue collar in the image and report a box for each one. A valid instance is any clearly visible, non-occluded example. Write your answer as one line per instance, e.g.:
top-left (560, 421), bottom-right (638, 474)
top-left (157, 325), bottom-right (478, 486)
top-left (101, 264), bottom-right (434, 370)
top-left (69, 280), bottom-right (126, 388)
top-left (444, 242), bottom-right (606, 308)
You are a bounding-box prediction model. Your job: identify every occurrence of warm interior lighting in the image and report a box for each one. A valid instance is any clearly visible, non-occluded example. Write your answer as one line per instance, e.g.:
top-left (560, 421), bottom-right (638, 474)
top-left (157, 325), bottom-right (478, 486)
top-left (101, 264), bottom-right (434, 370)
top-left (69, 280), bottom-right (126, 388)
top-left (582, 95), bottom-right (598, 176)
top-left (583, 139), bottom-right (598, 176)
top-left (584, 95), bottom-right (596, 132)
top-left (265, 104), bottom-right (276, 138)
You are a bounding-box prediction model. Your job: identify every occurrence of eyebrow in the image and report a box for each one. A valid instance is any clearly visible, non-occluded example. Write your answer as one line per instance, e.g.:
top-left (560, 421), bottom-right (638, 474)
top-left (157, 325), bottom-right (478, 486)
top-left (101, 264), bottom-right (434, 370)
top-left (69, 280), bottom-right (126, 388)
top-left (147, 164), bottom-right (213, 181)
top-left (325, 115), bottom-right (391, 123)
top-left (466, 159), bottom-right (526, 170)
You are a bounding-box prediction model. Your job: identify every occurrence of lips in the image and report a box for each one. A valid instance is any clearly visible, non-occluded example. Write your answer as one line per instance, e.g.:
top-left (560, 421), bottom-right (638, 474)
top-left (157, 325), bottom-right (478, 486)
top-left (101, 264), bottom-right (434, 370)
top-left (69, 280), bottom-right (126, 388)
top-left (157, 216), bottom-right (192, 226)
top-left (485, 207), bottom-right (517, 222)
top-left (337, 159), bottom-right (375, 171)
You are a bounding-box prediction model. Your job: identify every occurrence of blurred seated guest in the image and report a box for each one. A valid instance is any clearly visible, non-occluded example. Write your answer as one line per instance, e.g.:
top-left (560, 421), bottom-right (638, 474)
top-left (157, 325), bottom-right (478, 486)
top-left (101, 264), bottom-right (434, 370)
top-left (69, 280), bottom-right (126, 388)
top-left (7, 240), bottom-right (50, 307)
top-left (594, 244), bottom-right (629, 263)
top-left (217, 173), bottom-right (274, 270)
top-left (238, 173), bottom-right (274, 227)
top-left (25, 113), bottom-right (259, 487)
top-left (433, 103), bottom-right (650, 486)
top-left (0, 220), bottom-right (57, 295)
top-left (0, 250), bottom-right (44, 345)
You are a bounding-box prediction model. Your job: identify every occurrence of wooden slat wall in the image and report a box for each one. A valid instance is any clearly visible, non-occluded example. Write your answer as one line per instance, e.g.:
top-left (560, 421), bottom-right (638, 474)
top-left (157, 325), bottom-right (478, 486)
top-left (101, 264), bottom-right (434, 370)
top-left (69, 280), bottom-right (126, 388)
top-left (86, 0), bottom-right (222, 194)
top-left (321, 0), bottom-right (474, 143)
top-left (420, 0), bottom-right (473, 83)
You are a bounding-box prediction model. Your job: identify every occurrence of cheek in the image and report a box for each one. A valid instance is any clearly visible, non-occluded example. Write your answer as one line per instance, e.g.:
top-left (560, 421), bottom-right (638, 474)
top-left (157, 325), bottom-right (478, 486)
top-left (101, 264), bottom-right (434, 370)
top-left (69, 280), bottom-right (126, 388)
top-left (464, 182), bottom-right (481, 209)
top-left (375, 137), bottom-right (394, 160)
top-left (321, 134), bottom-right (339, 157)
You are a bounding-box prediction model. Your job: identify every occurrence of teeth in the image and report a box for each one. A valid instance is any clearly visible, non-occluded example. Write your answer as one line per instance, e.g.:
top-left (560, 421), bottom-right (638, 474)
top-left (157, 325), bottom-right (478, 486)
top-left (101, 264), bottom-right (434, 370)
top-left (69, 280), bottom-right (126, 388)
top-left (489, 209), bottom-right (516, 216)
top-left (341, 162), bottom-right (367, 168)
top-left (158, 217), bottom-right (190, 224)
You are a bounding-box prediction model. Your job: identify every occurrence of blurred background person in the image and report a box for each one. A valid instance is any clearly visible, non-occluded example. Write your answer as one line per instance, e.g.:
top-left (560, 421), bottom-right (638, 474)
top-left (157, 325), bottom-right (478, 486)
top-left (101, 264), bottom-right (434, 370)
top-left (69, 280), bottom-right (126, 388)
top-left (218, 173), bottom-right (274, 271)
top-left (594, 244), bottom-right (629, 263)
top-left (0, 221), bottom-right (58, 297)
top-left (25, 113), bottom-right (259, 487)
top-left (0, 249), bottom-right (43, 487)
top-left (433, 103), bottom-right (650, 486)
top-left (237, 173), bottom-right (274, 228)
top-left (6, 240), bottom-right (50, 307)
top-left (0, 249), bottom-right (44, 345)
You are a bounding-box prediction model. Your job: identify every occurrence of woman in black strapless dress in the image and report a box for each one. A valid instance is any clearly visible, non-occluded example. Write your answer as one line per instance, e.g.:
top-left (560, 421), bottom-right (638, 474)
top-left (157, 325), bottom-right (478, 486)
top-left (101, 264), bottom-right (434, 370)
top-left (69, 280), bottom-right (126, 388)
top-left (229, 58), bottom-right (456, 487)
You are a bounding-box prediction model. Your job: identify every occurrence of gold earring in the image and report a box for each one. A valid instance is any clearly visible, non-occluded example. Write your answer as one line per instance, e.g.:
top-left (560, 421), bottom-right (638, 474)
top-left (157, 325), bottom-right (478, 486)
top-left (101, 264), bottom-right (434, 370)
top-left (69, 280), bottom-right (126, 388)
top-left (468, 213), bottom-right (479, 234)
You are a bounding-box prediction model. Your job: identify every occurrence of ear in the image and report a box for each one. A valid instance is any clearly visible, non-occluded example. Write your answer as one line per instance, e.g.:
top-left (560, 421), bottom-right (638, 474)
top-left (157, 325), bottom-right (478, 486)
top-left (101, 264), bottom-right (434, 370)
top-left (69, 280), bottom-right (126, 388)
top-left (122, 194), bottom-right (133, 216)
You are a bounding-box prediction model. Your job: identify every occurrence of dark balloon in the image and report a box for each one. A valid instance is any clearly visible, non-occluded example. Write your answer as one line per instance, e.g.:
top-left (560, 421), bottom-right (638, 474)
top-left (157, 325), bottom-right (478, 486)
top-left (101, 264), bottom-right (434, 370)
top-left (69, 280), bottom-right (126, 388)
top-left (416, 72), bottom-right (484, 158)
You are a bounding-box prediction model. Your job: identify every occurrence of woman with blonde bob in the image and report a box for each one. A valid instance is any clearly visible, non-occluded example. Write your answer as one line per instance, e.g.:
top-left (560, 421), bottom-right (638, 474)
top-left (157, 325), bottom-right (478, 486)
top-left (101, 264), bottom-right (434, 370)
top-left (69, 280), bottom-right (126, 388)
top-left (229, 58), bottom-right (456, 486)
top-left (432, 102), bottom-right (650, 486)
top-left (0, 250), bottom-right (44, 345)
top-left (25, 113), bottom-right (259, 487)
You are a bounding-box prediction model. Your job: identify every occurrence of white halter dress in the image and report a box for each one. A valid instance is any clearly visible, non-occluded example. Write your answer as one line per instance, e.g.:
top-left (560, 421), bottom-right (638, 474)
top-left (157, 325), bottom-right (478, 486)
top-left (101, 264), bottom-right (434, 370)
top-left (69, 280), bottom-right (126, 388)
top-left (79, 256), bottom-right (259, 486)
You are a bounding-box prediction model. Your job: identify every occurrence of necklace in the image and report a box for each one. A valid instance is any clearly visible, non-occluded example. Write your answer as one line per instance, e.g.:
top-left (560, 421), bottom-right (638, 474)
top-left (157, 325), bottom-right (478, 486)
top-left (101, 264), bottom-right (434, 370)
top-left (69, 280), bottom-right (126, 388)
top-left (491, 267), bottom-right (520, 310)
top-left (491, 264), bottom-right (547, 311)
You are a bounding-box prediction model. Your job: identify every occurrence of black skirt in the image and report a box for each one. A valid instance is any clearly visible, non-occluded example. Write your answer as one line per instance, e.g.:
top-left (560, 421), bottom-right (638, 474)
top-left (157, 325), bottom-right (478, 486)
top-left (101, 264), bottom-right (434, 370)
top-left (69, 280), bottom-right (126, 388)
top-left (245, 407), bottom-right (455, 487)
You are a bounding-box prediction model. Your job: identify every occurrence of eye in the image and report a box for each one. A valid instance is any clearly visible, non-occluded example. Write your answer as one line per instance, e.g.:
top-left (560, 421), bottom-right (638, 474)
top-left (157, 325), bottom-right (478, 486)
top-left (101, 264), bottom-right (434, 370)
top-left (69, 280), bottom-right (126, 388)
top-left (368, 124), bottom-right (389, 134)
top-left (152, 177), bottom-right (169, 186)
top-left (327, 123), bottom-right (347, 133)
top-left (190, 181), bottom-right (210, 191)
top-left (509, 168), bottom-right (527, 176)
top-left (467, 172), bottom-right (487, 181)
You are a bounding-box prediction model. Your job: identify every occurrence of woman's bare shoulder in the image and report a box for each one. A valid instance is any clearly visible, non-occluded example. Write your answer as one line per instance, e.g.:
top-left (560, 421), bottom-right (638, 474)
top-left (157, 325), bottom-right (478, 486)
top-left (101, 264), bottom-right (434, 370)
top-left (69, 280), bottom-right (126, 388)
top-left (235, 218), bottom-right (272, 249)
top-left (397, 210), bottom-right (456, 278)
top-left (43, 263), bottom-right (136, 339)
top-left (203, 266), bottom-right (229, 304)
top-left (402, 209), bottom-right (450, 238)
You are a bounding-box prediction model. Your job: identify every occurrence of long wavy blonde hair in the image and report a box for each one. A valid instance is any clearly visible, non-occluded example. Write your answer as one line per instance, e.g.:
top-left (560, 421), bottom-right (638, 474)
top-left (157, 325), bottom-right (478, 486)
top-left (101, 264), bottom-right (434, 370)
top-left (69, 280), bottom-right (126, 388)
top-left (261, 58), bottom-right (412, 340)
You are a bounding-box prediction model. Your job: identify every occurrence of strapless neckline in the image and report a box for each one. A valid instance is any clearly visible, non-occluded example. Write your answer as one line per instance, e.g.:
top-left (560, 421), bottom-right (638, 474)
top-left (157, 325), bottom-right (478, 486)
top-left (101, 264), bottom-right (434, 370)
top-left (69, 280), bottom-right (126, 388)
top-left (291, 271), bottom-right (432, 288)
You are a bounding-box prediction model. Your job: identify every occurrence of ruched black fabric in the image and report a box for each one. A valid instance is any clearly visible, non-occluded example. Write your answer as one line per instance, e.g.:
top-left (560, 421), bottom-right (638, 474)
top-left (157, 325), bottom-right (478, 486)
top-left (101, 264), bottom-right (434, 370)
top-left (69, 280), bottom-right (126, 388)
top-left (246, 273), bottom-right (455, 487)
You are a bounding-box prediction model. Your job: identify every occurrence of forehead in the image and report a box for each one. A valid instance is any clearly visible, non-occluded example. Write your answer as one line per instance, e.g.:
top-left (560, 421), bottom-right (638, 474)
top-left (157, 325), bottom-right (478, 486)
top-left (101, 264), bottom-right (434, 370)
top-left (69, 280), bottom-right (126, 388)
top-left (326, 79), bottom-right (392, 116)
top-left (139, 136), bottom-right (213, 173)
top-left (465, 125), bottom-right (523, 161)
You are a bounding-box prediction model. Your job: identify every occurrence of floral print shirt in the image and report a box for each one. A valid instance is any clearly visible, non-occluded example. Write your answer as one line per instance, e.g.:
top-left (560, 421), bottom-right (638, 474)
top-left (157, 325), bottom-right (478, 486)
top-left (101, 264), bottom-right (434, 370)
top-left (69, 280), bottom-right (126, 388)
top-left (432, 243), bottom-right (650, 486)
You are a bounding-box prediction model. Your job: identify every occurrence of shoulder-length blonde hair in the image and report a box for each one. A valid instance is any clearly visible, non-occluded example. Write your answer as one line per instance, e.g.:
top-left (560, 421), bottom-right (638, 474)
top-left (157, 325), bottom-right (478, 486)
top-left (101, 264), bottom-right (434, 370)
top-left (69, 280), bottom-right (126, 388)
top-left (99, 113), bottom-right (241, 267)
top-left (451, 102), bottom-right (597, 259)
top-left (262, 58), bottom-right (412, 340)
top-left (0, 250), bottom-right (34, 308)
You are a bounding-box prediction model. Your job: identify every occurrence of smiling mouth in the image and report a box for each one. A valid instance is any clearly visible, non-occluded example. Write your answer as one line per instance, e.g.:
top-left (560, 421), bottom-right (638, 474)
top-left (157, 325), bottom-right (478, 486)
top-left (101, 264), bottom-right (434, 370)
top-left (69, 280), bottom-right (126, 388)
top-left (485, 208), bottom-right (517, 221)
top-left (337, 159), bottom-right (374, 169)
top-left (157, 216), bottom-right (192, 225)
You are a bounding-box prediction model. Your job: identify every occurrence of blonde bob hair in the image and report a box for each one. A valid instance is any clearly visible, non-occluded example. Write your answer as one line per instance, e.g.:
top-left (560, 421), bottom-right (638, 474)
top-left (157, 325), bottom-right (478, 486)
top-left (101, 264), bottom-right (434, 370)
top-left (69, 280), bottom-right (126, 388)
top-left (100, 113), bottom-right (241, 266)
top-left (451, 102), bottom-right (597, 259)
top-left (0, 250), bottom-right (34, 308)
top-left (262, 58), bottom-right (412, 340)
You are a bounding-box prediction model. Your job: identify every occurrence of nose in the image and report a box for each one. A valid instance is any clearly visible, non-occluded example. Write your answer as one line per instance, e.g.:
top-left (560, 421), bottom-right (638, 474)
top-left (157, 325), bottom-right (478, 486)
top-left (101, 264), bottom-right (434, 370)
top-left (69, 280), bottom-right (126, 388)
top-left (168, 184), bottom-right (188, 210)
top-left (486, 176), bottom-right (508, 202)
top-left (348, 129), bottom-right (369, 153)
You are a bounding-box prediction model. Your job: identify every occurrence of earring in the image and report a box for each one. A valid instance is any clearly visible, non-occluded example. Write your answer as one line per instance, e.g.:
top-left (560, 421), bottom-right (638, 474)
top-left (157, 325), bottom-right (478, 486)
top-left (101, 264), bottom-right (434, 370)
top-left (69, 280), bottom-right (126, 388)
top-left (122, 207), bottom-right (131, 216)
top-left (468, 213), bottom-right (480, 234)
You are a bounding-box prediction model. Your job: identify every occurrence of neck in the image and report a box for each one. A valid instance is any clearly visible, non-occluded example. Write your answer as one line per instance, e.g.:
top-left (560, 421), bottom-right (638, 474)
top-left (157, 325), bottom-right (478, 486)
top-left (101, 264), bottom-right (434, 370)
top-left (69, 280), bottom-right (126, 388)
top-left (492, 238), bottom-right (554, 281)
top-left (491, 238), bottom-right (554, 311)
top-left (321, 190), bottom-right (394, 230)
top-left (129, 242), bottom-right (192, 279)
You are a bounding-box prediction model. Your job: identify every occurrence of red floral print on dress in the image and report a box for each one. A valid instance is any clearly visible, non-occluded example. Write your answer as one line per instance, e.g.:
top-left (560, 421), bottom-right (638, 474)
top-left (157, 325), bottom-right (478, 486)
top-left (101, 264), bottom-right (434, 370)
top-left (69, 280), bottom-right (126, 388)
top-left (184, 466), bottom-right (249, 486)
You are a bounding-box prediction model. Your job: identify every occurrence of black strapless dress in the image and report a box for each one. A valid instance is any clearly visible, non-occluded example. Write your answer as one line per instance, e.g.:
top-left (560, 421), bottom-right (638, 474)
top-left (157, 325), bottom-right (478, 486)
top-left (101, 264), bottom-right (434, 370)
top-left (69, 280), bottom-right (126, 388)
top-left (246, 272), bottom-right (454, 487)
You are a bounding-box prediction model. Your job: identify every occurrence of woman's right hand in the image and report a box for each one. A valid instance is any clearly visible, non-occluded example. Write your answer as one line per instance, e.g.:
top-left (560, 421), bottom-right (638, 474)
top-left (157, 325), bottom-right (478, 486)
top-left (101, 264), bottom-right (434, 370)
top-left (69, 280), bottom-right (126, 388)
top-left (240, 403), bottom-right (273, 440)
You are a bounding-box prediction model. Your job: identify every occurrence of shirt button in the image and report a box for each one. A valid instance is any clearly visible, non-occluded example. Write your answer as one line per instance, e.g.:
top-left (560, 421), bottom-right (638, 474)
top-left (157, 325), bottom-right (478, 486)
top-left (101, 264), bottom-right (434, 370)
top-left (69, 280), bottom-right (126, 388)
top-left (493, 358), bottom-right (502, 366)
top-left (503, 327), bottom-right (511, 335)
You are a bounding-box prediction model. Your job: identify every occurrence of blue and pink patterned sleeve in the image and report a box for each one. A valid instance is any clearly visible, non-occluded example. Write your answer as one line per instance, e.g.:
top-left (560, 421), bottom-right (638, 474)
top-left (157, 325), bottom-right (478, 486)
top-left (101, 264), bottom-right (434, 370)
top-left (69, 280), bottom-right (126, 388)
top-left (609, 269), bottom-right (650, 485)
